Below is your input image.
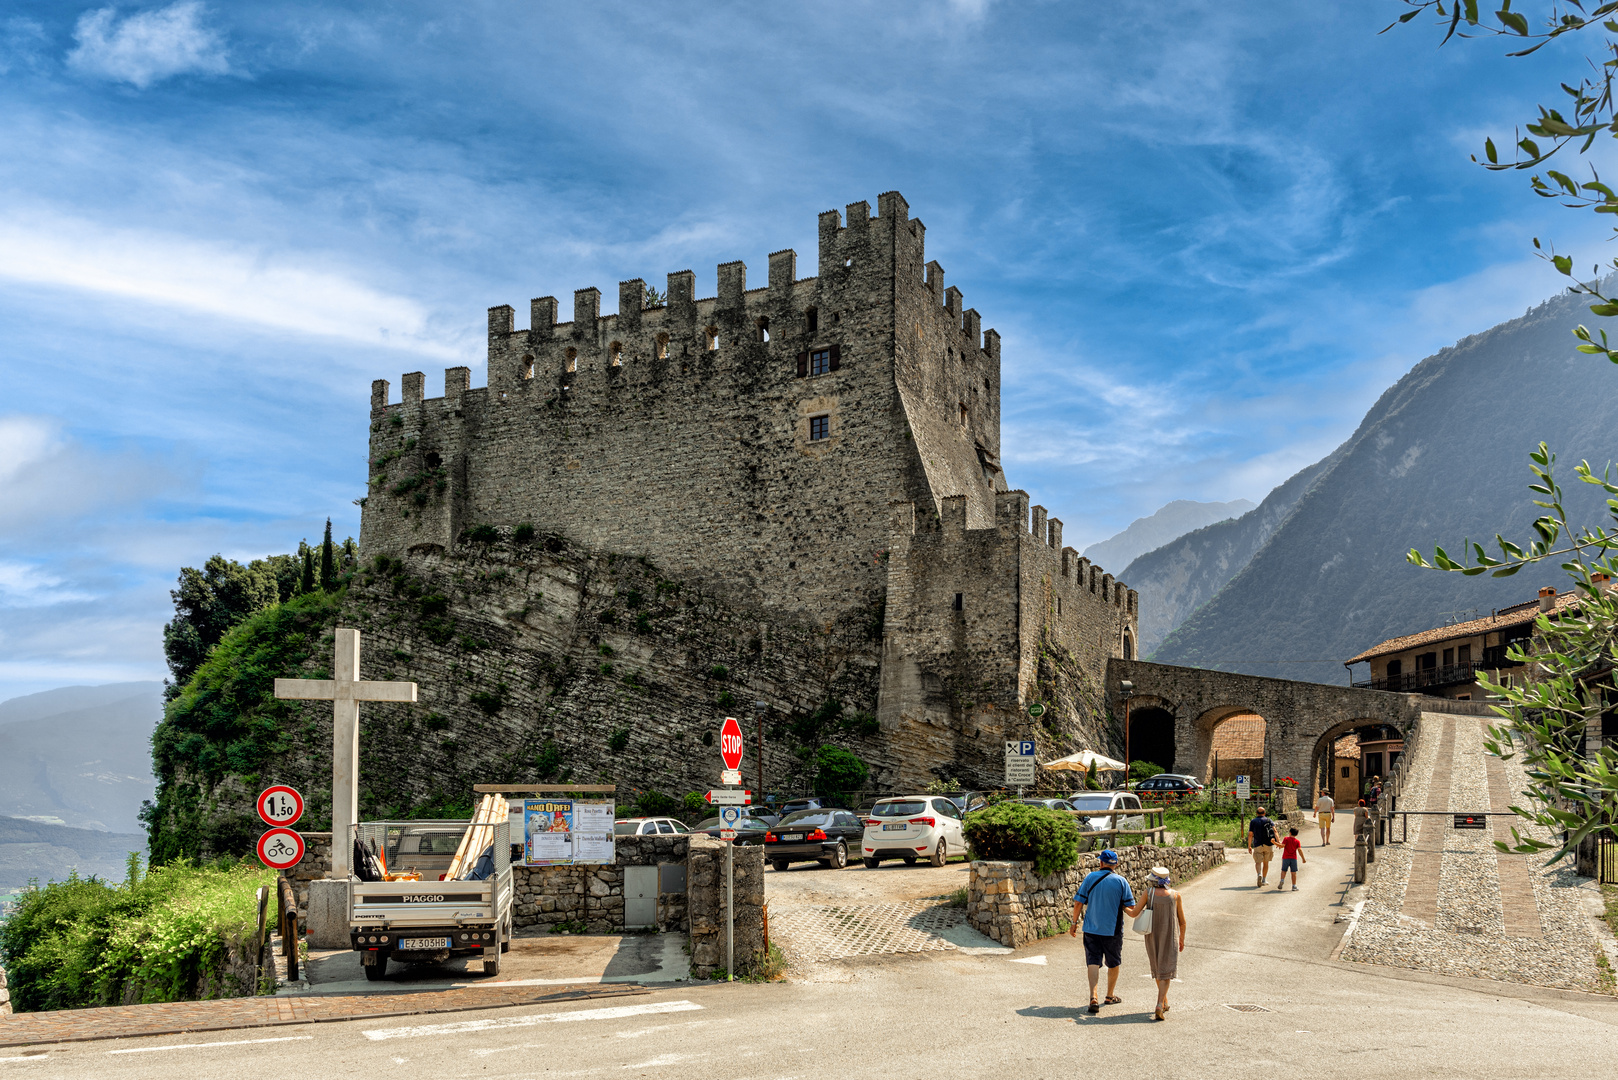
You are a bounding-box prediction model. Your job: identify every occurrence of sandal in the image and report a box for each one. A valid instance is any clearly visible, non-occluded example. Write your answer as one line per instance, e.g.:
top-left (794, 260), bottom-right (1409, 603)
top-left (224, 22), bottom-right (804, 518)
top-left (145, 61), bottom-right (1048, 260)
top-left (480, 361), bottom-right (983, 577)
top-left (1153, 1009), bottom-right (1165, 1021)
top-left (1103, 996), bottom-right (1122, 1005)
top-left (1088, 1001), bottom-right (1100, 1015)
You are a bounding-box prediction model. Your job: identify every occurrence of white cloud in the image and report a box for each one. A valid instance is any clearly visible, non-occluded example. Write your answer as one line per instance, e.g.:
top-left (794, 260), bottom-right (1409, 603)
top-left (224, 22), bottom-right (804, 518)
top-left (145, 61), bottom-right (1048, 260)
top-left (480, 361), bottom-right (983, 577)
top-left (0, 210), bottom-right (462, 358)
top-left (0, 561), bottom-right (92, 608)
top-left (0, 17), bottom-right (48, 76)
top-left (0, 414), bottom-right (184, 541)
top-left (67, 2), bottom-right (230, 89)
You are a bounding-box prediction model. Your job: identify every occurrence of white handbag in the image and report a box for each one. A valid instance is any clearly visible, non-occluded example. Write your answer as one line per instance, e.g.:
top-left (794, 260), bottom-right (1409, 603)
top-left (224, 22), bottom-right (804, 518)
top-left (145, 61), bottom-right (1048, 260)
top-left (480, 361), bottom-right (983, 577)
top-left (1131, 888), bottom-right (1155, 934)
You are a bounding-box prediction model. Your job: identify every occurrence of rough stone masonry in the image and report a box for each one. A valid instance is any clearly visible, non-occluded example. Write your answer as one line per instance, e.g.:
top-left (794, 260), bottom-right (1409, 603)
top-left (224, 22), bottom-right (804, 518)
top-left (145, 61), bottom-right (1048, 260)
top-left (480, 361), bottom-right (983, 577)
top-left (359, 192), bottom-right (1138, 788)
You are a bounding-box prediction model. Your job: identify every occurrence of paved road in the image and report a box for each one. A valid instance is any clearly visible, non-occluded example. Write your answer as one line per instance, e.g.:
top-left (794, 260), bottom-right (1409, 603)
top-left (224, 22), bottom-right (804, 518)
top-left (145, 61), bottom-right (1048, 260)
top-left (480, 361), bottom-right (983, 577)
top-left (12, 831), bottom-right (1616, 1078)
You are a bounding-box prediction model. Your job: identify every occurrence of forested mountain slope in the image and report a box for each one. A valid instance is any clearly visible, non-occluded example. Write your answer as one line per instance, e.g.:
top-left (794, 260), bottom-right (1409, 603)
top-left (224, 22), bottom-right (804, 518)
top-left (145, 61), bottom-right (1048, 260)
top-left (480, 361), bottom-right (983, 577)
top-left (1081, 498), bottom-right (1254, 576)
top-left (1151, 284), bottom-right (1618, 684)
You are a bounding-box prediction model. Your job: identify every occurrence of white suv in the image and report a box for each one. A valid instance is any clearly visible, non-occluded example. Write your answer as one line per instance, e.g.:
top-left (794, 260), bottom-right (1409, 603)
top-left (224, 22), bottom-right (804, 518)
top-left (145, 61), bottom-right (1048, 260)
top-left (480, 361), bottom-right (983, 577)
top-left (1065, 791), bottom-right (1145, 833)
top-left (860, 796), bottom-right (966, 867)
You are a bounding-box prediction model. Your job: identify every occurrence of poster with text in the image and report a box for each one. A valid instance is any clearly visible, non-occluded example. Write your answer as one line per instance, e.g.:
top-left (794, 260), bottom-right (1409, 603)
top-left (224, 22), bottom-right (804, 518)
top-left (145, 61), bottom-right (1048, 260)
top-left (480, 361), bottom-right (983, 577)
top-left (523, 800), bottom-right (616, 865)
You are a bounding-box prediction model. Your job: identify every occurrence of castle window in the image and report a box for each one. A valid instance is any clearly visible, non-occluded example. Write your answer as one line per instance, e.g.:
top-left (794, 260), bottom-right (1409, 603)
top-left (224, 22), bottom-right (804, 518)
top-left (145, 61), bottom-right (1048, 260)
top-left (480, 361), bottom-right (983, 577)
top-left (809, 414), bottom-right (830, 441)
top-left (844, 258), bottom-right (854, 268)
top-left (656, 333), bottom-right (669, 360)
top-left (705, 327), bottom-right (719, 352)
top-left (810, 349), bottom-right (832, 376)
top-left (521, 354), bottom-right (534, 380)
top-left (758, 317), bottom-right (770, 343)
top-left (565, 347), bottom-right (578, 373)
top-left (953, 593), bottom-right (964, 611)
top-left (609, 341), bottom-right (623, 366)
top-left (1057, 597), bottom-right (1062, 616)
top-left (806, 307), bottom-right (818, 334)
top-left (984, 378), bottom-right (990, 392)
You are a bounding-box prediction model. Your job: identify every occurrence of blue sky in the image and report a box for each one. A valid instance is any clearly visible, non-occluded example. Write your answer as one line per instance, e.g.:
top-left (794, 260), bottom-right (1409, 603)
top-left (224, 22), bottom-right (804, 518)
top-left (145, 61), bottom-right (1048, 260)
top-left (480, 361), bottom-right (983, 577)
top-left (0, 1), bottom-right (1601, 700)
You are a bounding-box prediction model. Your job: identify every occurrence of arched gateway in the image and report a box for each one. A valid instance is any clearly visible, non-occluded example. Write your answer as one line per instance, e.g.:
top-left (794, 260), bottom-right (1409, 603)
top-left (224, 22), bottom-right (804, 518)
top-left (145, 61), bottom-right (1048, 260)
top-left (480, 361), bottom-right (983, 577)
top-left (1107, 659), bottom-right (1425, 792)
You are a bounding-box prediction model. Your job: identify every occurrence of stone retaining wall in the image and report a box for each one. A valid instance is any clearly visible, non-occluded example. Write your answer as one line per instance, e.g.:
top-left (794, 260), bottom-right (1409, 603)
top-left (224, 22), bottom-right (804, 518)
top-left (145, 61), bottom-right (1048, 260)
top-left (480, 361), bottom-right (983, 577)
top-left (512, 835), bottom-right (689, 933)
top-left (969, 842), bottom-right (1226, 948)
top-left (282, 832), bottom-right (335, 920)
top-left (687, 836), bottom-right (765, 978)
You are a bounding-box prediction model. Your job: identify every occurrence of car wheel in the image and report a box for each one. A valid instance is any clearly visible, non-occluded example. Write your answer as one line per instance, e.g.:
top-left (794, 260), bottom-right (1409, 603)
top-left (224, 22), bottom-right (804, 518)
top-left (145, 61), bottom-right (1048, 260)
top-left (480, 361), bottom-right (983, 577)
top-left (821, 841), bottom-right (847, 870)
top-left (930, 839), bottom-right (947, 867)
top-left (772, 859), bottom-right (789, 872)
top-left (862, 857), bottom-right (880, 869)
top-left (363, 955), bottom-right (388, 981)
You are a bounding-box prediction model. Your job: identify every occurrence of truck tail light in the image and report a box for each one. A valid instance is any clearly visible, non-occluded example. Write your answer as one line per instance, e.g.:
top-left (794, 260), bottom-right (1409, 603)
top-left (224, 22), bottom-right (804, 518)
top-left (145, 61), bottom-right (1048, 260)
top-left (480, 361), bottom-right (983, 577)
top-left (909, 817), bottom-right (936, 827)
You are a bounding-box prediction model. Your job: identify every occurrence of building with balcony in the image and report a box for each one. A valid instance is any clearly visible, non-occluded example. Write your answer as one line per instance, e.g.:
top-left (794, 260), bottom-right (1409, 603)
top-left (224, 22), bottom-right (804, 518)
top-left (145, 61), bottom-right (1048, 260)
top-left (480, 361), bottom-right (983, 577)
top-left (1343, 585), bottom-right (1580, 700)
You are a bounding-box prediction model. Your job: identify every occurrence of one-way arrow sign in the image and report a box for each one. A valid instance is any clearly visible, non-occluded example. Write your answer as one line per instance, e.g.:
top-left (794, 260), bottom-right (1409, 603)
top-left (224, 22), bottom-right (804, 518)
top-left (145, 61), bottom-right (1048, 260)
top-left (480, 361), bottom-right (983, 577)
top-left (705, 789), bottom-right (752, 805)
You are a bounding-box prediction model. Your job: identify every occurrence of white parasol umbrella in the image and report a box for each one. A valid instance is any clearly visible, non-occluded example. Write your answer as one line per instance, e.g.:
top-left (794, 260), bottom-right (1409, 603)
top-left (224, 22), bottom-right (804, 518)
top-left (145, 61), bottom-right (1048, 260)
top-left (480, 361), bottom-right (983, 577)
top-left (1043, 750), bottom-right (1127, 773)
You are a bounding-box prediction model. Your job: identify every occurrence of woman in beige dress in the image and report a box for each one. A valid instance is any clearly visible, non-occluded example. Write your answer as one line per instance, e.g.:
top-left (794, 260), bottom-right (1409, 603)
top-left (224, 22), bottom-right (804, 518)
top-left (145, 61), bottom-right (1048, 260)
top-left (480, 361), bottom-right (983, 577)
top-left (1126, 865), bottom-right (1186, 1021)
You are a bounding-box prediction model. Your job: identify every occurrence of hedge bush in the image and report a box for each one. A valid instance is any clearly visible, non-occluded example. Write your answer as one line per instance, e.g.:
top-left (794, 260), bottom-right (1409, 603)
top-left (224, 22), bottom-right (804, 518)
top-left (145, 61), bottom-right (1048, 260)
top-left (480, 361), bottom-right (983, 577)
top-left (962, 802), bottom-right (1081, 876)
top-left (0, 858), bottom-right (275, 1012)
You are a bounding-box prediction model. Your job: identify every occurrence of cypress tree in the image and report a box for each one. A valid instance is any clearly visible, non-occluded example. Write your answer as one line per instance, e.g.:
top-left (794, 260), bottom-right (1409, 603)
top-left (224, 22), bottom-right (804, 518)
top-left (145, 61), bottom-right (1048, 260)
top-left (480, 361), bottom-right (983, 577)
top-left (300, 545), bottom-right (316, 594)
top-left (320, 518), bottom-right (336, 591)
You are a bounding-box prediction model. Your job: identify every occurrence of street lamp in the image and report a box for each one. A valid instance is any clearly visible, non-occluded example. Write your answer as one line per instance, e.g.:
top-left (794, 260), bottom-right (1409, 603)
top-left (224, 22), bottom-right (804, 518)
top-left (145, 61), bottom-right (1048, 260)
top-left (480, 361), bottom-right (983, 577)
top-left (1119, 680), bottom-right (1135, 786)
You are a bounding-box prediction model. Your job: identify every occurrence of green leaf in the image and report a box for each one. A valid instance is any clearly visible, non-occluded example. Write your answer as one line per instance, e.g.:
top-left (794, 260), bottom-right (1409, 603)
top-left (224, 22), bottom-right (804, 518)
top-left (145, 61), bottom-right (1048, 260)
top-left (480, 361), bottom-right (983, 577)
top-left (1484, 137), bottom-right (1499, 164)
top-left (1497, 9), bottom-right (1530, 34)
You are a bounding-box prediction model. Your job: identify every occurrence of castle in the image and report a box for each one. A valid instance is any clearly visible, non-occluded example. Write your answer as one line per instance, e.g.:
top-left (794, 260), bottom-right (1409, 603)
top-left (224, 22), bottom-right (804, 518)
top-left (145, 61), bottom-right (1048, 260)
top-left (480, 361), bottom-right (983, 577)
top-left (361, 191), bottom-right (1137, 784)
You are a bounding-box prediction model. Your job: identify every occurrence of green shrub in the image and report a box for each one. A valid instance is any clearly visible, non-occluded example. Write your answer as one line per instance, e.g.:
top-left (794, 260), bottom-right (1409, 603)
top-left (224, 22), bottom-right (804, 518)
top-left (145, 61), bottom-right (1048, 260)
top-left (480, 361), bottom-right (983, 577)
top-left (962, 802), bottom-right (1080, 876)
top-left (715, 690), bottom-right (735, 708)
top-left (513, 523), bottom-right (536, 544)
top-left (424, 712), bottom-right (450, 732)
top-left (633, 790), bottom-right (678, 817)
top-left (463, 524), bottom-right (499, 544)
top-left (709, 664), bottom-right (729, 680)
top-left (0, 860), bottom-right (275, 1012)
top-left (468, 685), bottom-right (506, 715)
top-left (608, 728), bottom-right (630, 752)
top-left (682, 792), bottom-right (708, 816)
top-left (599, 661), bottom-right (614, 675)
top-left (812, 745), bottom-right (868, 800)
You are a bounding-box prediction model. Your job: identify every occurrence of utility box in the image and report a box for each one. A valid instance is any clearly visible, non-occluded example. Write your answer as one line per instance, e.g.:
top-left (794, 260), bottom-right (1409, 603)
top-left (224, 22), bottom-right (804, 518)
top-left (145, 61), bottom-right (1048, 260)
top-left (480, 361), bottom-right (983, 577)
top-left (658, 862), bottom-right (686, 895)
top-left (625, 865), bottom-right (657, 929)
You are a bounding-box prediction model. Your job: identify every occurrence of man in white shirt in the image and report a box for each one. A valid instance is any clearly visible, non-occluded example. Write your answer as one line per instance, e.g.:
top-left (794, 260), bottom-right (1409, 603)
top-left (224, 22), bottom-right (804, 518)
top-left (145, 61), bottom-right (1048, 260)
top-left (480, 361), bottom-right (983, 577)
top-left (1314, 790), bottom-right (1336, 846)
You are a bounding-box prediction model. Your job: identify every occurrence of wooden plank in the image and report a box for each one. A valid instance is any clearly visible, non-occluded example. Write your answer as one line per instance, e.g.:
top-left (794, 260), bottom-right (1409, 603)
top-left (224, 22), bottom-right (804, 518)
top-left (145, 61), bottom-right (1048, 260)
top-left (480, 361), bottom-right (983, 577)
top-left (473, 784), bottom-right (617, 793)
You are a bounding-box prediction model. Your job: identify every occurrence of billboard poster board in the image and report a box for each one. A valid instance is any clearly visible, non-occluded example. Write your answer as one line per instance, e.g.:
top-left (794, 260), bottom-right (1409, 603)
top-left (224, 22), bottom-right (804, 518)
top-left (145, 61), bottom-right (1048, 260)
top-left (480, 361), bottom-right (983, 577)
top-left (524, 799), bottom-right (615, 865)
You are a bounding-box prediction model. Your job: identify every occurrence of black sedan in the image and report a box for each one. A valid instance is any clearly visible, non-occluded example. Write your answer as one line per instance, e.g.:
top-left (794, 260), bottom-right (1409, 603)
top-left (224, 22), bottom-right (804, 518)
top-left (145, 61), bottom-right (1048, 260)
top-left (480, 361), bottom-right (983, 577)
top-left (764, 808), bottom-right (864, 870)
top-left (695, 816), bottom-right (770, 845)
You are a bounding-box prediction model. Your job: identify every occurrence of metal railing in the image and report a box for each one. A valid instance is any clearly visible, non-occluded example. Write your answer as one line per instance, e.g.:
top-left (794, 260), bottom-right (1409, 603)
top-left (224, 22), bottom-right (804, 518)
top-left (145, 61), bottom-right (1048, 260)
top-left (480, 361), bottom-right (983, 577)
top-left (1067, 806), bottom-right (1168, 847)
top-left (1353, 662), bottom-right (1489, 692)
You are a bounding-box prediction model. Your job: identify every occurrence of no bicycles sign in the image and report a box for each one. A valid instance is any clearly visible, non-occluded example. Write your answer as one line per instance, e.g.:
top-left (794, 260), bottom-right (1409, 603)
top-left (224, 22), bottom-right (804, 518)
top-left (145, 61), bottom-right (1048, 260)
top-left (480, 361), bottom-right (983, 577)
top-left (257, 827), bottom-right (306, 870)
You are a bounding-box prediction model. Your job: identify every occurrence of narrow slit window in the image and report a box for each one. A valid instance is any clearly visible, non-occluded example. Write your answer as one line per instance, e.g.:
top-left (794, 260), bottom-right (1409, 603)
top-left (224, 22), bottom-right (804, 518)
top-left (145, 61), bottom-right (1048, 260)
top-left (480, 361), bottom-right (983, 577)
top-left (806, 307), bottom-right (818, 334)
top-left (521, 354), bottom-right (534, 380)
top-left (1056, 598), bottom-right (1062, 616)
top-left (810, 349), bottom-right (831, 376)
top-left (809, 414), bottom-right (830, 441)
top-left (609, 341), bottom-right (623, 367)
top-left (565, 347), bottom-right (578, 373)
top-left (705, 327), bottom-right (719, 351)
top-left (656, 333), bottom-right (669, 360)
top-left (953, 593), bottom-right (963, 611)
top-left (758, 317), bottom-right (770, 343)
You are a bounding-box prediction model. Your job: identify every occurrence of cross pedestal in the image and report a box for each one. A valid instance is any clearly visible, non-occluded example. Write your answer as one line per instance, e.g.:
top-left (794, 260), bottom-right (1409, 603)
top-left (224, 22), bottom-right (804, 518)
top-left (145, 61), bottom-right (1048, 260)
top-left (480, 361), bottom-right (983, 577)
top-left (274, 627), bottom-right (416, 878)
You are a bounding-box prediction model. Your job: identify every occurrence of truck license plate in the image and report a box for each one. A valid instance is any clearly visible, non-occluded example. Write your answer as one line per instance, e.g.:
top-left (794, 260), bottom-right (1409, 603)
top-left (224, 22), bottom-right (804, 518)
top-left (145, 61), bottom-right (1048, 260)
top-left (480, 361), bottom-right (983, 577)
top-left (780, 834), bottom-right (802, 842)
top-left (400, 937), bottom-right (450, 950)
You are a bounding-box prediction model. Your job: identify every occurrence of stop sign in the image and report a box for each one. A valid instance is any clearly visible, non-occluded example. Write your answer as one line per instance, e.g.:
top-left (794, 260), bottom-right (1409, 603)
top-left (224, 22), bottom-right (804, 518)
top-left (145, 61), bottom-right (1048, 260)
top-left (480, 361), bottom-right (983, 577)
top-left (718, 716), bottom-right (745, 771)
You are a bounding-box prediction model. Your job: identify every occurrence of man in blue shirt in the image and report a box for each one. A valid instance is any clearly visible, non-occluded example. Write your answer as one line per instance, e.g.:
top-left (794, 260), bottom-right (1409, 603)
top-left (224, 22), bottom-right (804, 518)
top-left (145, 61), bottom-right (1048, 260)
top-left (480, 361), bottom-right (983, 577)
top-left (1068, 849), bottom-right (1135, 1013)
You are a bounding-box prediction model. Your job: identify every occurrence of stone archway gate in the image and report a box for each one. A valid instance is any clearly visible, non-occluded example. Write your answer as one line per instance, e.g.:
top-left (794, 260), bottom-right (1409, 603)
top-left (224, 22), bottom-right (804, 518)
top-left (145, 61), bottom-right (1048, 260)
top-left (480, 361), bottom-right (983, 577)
top-left (1104, 659), bottom-right (1438, 792)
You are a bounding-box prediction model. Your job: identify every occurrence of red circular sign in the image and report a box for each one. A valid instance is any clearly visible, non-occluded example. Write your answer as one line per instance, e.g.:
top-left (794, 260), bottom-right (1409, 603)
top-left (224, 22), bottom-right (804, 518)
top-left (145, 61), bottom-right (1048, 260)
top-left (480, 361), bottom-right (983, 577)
top-left (257, 785), bottom-right (305, 827)
top-left (718, 716), bottom-right (745, 771)
top-left (257, 827), bottom-right (306, 870)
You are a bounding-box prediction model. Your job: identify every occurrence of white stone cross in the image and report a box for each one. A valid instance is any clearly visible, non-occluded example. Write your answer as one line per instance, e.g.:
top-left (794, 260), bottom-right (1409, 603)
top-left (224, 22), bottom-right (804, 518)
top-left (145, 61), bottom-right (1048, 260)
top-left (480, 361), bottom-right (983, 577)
top-left (274, 627), bottom-right (417, 879)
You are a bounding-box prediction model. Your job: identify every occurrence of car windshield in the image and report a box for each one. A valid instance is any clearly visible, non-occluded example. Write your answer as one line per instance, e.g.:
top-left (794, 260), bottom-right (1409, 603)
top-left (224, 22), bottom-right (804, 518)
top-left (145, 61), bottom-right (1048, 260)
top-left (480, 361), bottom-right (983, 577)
top-left (870, 800), bottom-right (926, 817)
top-left (1069, 795), bottom-right (1115, 811)
top-left (776, 811), bottom-right (833, 827)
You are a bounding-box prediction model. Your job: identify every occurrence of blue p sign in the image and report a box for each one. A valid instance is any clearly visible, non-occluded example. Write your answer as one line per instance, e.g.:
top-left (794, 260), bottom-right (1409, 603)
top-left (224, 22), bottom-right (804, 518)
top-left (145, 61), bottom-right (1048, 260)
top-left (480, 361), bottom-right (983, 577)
top-left (1018, 741), bottom-right (1035, 756)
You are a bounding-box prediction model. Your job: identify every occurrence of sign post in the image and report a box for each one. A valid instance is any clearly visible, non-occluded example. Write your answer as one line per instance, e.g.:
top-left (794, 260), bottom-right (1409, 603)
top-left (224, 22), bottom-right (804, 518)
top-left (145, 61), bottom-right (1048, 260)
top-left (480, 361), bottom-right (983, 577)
top-left (719, 805), bottom-right (741, 840)
top-left (273, 629), bottom-right (417, 879)
top-left (1004, 740), bottom-right (1036, 795)
top-left (1236, 774), bottom-right (1251, 816)
top-left (716, 718), bottom-right (745, 983)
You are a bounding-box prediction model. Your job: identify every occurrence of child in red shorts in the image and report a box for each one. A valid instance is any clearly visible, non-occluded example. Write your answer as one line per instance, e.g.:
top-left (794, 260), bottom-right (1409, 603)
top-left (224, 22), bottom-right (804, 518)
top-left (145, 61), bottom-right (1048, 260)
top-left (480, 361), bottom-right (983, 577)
top-left (1277, 827), bottom-right (1306, 891)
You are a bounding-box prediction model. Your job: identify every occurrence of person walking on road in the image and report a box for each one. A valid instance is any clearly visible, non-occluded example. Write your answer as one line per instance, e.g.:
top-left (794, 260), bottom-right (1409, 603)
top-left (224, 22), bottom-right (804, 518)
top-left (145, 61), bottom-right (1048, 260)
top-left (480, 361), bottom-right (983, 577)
top-left (1125, 865), bottom-right (1185, 1021)
top-left (1314, 790), bottom-right (1335, 845)
top-left (1276, 827), bottom-right (1306, 891)
top-left (1069, 848), bottom-right (1134, 1015)
top-left (1247, 806), bottom-right (1277, 887)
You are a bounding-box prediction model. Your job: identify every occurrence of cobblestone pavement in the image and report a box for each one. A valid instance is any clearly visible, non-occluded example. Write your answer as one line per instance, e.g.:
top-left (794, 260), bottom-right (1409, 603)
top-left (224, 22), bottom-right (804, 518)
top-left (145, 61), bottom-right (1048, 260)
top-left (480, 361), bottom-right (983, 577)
top-left (769, 899), bottom-right (967, 962)
top-left (0, 983), bottom-right (645, 1048)
top-left (1340, 712), bottom-right (1607, 991)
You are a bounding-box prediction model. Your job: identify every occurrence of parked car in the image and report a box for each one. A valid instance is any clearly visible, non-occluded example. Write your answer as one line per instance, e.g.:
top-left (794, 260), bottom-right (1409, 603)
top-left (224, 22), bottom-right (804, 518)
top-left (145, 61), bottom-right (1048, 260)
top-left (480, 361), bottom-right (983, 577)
top-left (695, 817), bottom-right (770, 845)
top-left (859, 795), bottom-right (967, 868)
top-left (1064, 791), bottom-right (1145, 833)
top-left (776, 796), bottom-right (848, 816)
top-left (939, 790), bottom-right (988, 815)
top-left (614, 817), bottom-right (692, 836)
top-left (740, 806), bottom-right (779, 827)
top-left (1016, 798), bottom-right (1077, 812)
top-left (1136, 774), bottom-right (1204, 800)
top-left (764, 808), bottom-right (865, 869)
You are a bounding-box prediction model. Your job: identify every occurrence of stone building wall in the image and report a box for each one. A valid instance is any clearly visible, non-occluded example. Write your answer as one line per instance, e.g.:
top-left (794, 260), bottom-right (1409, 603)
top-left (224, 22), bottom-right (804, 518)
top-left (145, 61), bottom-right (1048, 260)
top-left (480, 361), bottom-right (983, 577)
top-left (512, 834), bottom-right (689, 934)
top-left (968, 842), bottom-right (1227, 949)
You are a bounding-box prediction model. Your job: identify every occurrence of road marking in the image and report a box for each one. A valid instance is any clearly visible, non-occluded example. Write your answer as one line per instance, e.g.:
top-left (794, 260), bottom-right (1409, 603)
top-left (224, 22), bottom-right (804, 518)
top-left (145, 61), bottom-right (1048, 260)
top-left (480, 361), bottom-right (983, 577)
top-left (1008, 955), bottom-right (1047, 965)
top-left (364, 999), bottom-right (703, 1041)
top-left (623, 1055), bottom-right (685, 1069)
top-left (0, 1057), bottom-right (46, 1064)
top-left (615, 1019), bottom-right (715, 1039)
top-left (107, 1036), bottom-right (314, 1055)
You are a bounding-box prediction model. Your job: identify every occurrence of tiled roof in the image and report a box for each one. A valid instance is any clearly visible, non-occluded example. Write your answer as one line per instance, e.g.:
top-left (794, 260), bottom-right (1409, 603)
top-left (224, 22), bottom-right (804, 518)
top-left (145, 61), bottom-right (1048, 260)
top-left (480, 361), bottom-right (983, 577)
top-left (1209, 714), bottom-right (1265, 757)
top-left (1343, 590), bottom-right (1581, 665)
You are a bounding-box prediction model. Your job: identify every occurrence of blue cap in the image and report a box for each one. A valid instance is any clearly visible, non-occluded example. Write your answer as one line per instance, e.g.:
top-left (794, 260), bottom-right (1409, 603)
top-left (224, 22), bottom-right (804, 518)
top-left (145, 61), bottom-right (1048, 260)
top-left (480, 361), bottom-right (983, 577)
top-left (1098, 848), bottom-right (1119, 865)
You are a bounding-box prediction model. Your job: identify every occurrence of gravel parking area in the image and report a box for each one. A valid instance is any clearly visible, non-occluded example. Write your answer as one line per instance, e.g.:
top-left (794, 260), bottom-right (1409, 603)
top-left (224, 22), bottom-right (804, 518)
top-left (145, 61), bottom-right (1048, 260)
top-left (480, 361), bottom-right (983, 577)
top-left (1340, 712), bottom-right (1608, 992)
